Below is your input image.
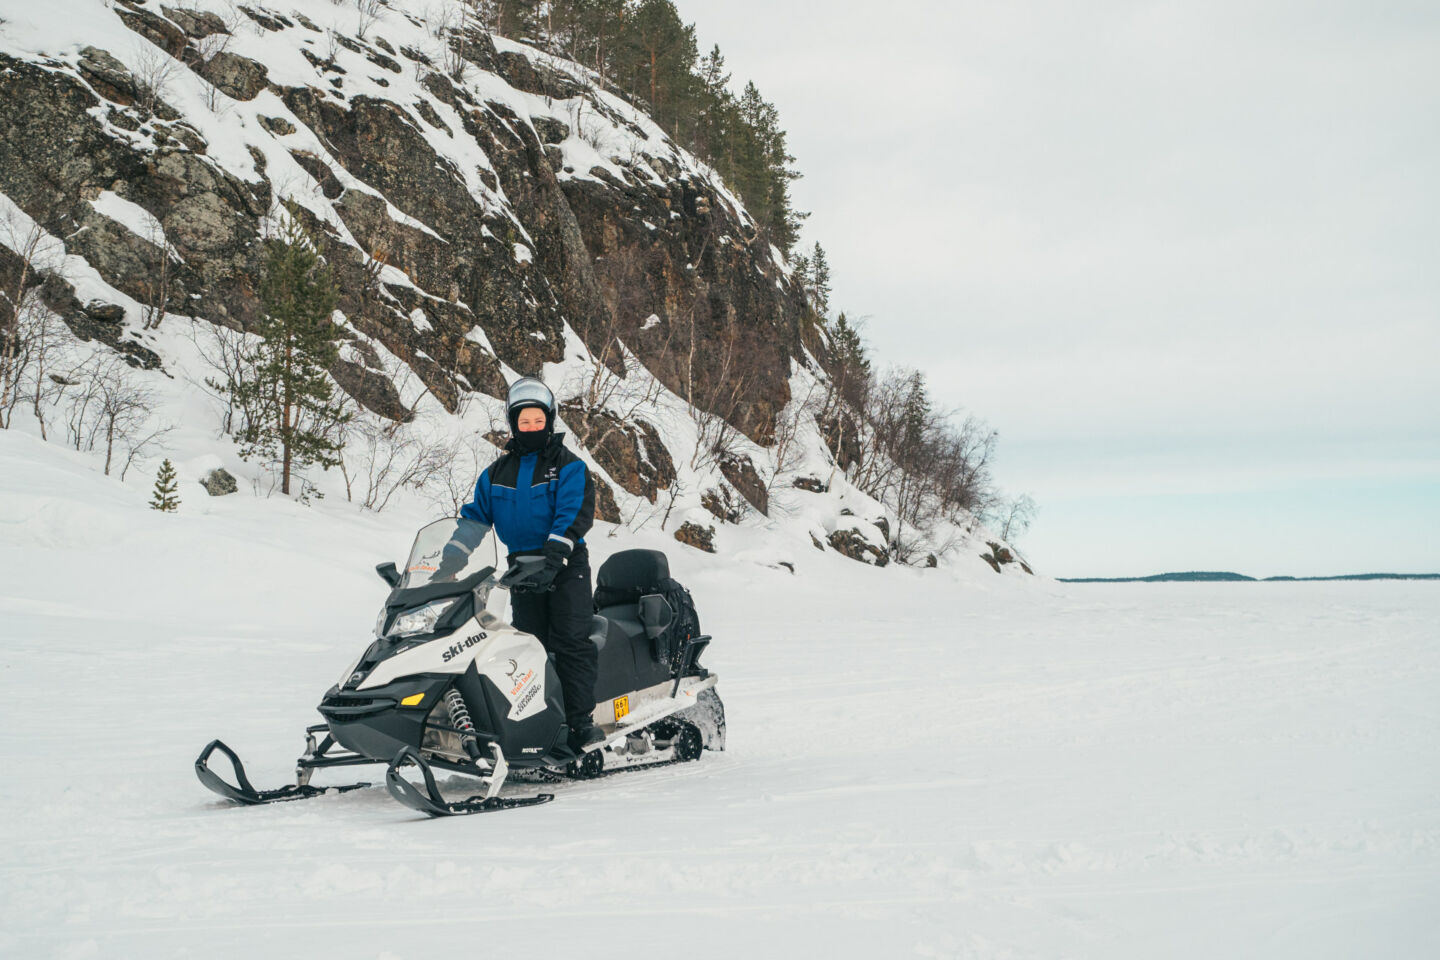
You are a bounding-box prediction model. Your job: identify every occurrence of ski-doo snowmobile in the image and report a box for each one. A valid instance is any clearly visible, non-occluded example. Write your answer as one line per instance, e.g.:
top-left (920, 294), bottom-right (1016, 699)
top-left (195, 518), bottom-right (724, 817)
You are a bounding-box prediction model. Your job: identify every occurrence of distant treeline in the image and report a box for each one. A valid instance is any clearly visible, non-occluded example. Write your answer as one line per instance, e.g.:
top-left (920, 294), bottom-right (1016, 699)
top-left (481, 0), bottom-right (805, 252)
top-left (1060, 572), bottom-right (1440, 583)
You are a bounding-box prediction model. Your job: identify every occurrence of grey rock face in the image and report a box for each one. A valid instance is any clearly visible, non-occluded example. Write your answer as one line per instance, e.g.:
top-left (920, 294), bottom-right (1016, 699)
top-left (559, 402), bottom-right (676, 503)
top-left (197, 52), bottom-right (269, 101)
top-left (531, 116), bottom-right (569, 144)
top-left (161, 6), bottom-right (229, 39)
top-left (82, 301), bottom-right (126, 323)
top-left (76, 47), bottom-right (139, 105)
top-left (259, 115), bottom-right (296, 136)
top-left (330, 359), bottom-right (410, 423)
top-left (701, 487), bottom-right (745, 524)
top-left (200, 467), bottom-right (238, 496)
top-left (1, 30), bottom-right (818, 439)
top-left (828, 528), bottom-right (890, 567)
top-left (719, 455), bottom-right (768, 516)
top-left (114, 5), bottom-right (187, 58)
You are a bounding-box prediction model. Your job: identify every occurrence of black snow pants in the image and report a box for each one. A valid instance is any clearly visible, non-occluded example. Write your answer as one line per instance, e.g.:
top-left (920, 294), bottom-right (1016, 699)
top-left (509, 545), bottom-right (597, 730)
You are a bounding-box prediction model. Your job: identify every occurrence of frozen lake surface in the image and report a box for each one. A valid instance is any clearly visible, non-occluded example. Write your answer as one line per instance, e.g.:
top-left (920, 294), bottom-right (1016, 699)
top-left (2, 433), bottom-right (1436, 959)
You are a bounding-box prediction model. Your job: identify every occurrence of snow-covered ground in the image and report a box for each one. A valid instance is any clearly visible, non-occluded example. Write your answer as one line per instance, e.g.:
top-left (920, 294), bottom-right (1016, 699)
top-left (2, 429), bottom-right (1437, 959)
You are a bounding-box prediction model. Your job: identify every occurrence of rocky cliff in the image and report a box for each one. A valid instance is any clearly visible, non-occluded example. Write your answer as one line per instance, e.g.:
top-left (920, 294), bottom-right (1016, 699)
top-left (0, 0), bottom-right (813, 436)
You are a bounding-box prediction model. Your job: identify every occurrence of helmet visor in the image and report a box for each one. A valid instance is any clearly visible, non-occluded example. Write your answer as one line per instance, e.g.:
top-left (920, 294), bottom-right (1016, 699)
top-left (506, 377), bottom-right (554, 413)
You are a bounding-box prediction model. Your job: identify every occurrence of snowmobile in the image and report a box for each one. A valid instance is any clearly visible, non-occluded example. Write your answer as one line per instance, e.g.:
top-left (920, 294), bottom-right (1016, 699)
top-left (195, 518), bottom-right (724, 817)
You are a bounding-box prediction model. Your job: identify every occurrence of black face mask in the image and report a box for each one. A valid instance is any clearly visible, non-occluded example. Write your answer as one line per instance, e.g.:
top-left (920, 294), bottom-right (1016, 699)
top-left (513, 430), bottom-right (549, 453)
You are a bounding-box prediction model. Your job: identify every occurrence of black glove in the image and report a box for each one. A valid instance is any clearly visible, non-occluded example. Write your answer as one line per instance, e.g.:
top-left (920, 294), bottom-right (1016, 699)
top-left (531, 539), bottom-right (571, 593)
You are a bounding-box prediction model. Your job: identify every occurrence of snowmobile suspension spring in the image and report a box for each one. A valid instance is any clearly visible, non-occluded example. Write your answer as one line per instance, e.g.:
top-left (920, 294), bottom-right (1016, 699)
top-left (444, 689), bottom-right (483, 760)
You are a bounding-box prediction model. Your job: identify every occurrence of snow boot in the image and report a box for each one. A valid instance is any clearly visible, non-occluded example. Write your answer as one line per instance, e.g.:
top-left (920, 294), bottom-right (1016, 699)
top-left (568, 722), bottom-right (605, 752)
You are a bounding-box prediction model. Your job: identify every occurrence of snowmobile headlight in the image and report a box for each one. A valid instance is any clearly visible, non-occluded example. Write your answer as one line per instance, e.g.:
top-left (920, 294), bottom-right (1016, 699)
top-left (386, 599), bottom-right (458, 639)
top-left (339, 653), bottom-right (364, 688)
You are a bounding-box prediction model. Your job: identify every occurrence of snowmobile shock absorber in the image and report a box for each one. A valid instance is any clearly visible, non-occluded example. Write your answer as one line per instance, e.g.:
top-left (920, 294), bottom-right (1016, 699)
top-left (444, 688), bottom-right (484, 761)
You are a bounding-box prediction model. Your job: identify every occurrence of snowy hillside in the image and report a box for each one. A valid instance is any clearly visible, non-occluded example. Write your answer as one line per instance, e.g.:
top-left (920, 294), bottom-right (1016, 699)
top-left (2, 429), bottom-right (1437, 958)
top-left (0, 0), bottom-right (1019, 572)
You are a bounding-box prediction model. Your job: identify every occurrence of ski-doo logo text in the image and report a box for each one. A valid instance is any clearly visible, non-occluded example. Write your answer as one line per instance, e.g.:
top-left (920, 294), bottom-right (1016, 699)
top-left (440, 631), bottom-right (487, 663)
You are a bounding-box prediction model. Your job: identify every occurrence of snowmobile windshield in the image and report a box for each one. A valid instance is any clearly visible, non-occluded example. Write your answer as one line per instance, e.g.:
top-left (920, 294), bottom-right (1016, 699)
top-left (399, 518), bottom-right (493, 590)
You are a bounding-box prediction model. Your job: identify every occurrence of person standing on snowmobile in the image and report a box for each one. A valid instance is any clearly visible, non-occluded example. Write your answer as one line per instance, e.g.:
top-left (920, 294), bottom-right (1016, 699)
top-left (461, 377), bottom-right (604, 754)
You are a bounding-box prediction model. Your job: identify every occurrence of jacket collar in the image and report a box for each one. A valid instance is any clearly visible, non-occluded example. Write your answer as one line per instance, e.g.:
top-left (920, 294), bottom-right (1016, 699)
top-left (504, 432), bottom-right (566, 455)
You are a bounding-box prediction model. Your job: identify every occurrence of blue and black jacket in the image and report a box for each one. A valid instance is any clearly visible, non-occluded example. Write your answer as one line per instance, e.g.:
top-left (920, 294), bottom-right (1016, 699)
top-left (461, 433), bottom-right (595, 554)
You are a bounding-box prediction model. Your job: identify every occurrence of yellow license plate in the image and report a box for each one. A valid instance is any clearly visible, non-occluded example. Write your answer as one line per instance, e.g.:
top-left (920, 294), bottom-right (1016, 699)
top-left (613, 696), bottom-right (629, 722)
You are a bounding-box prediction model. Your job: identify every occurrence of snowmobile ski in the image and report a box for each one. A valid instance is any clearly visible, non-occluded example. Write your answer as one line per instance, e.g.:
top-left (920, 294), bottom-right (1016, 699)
top-left (385, 746), bottom-right (553, 817)
top-left (195, 739), bottom-right (373, 805)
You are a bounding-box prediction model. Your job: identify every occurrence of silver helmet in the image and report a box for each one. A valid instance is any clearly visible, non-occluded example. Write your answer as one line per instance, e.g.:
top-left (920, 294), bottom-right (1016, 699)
top-left (506, 377), bottom-right (554, 432)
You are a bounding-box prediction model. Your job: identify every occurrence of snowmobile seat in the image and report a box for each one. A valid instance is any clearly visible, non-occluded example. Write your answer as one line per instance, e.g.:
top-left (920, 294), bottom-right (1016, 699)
top-left (594, 605), bottom-right (644, 645)
top-left (591, 549), bottom-right (686, 695)
top-left (587, 615), bottom-right (608, 651)
top-left (594, 548), bottom-right (674, 642)
top-left (594, 549), bottom-right (670, 607)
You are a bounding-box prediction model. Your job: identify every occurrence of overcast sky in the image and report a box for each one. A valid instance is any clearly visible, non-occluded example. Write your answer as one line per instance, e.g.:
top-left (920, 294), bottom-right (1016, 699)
top-left (672, 0), bottom-right (1439, 577)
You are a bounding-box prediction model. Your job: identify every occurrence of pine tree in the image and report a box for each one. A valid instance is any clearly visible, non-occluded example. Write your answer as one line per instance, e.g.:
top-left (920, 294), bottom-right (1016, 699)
top-left (731, 81), bottom-right (805, 250)
top-left (616, 0), bottom-right (697, 128)
top-left (827, 312), bottom-right (870, 411)
top-left (483, 0), bottom-right (541, 38)
top-left (809, 242), bottom-right (832, 317)
top-left (900, 370), bottom-right (930, 450)
top-left (791, 250), bottom-right (812, 298)
top-left (150, 458), bottom-right (180, 512)
top-left (691, 44), bottom-right (733, 161)
top-left (568, 0), bottom-right (630, 83)
top-left (234, 208), bottom-right (350, 497)
top-left (697, 44), bottom-right (729, 93)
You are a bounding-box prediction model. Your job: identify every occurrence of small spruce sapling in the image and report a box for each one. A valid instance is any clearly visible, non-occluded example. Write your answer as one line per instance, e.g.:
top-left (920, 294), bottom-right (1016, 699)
top-left (150, 458), bottom-right (180, 512)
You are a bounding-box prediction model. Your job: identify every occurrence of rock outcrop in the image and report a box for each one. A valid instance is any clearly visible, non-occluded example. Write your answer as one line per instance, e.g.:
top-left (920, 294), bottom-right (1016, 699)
top-left (828, 528), bottom-right (890, 567)
top-left (674, 521), bottom-right (716, 553)
top-left (980, 541), bottom-right (1032, 574)
top-left (560, 402), bottom-right (675, 503)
